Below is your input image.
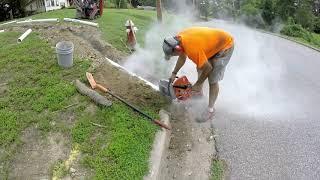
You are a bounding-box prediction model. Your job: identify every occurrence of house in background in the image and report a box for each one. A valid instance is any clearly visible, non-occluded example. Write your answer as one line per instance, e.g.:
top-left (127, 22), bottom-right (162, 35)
top-left (45, 0), bottom-right (71, 11)
top-left (25, 0), bottom-right (71, 14)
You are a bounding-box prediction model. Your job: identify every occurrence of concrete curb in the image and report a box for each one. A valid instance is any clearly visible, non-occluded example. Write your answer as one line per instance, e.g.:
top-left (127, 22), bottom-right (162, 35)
top-left (105, 57), bottom-right (159, 91)
top-left (102, 57), bottom-right (171, 180)
top-left (144, 110), bottom-right (171, 180)
top-left (256, 29), bottom-right (320, 52)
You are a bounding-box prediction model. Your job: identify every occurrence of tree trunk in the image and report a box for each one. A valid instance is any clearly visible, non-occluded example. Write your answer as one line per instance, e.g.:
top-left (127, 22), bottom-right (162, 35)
top-left (9, 10), bottom-right (13, 20)
top-left (157, 0), bottom-right (162, 22)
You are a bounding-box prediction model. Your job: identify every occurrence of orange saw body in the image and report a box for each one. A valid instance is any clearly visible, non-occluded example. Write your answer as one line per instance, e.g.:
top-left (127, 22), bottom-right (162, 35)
top-left (159, 76), bottom-right (192, 101)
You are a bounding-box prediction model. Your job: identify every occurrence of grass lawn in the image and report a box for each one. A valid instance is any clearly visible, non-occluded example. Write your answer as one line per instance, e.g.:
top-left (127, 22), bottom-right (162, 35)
top-left (30, 8), bottom-right (75, 19)
top-left (97, 9), bottom-right (156, 52)
top-left (0, 31), bottom-right (90, 177)
top-left (30, 8), bottom-right (157, 52)
top-left (0, 28), bottom-right (160, 179)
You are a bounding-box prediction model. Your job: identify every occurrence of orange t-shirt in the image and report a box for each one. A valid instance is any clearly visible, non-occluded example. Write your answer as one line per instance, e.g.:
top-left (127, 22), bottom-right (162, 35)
top-left (177, 27), bottom-right (234, 68)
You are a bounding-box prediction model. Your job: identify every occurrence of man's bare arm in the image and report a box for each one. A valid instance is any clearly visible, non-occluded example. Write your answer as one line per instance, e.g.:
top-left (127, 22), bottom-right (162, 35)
top-left (172, 54), bottom-right (187, 75)
top-left (194, 61), bottom-right (213, 86)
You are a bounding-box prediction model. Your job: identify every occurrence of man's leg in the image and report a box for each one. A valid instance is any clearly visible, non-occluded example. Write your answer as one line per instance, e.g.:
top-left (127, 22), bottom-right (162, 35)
top-left (195, 66), bottom-right (217, 122)
top-left (196, 69), bottom-right (205, 94)
top-left (209, 82), bottom-right (219, 109)
top-left (198, 81), bottom-right (217, 122)
top-left (207, 46), bottom-right (234, 110)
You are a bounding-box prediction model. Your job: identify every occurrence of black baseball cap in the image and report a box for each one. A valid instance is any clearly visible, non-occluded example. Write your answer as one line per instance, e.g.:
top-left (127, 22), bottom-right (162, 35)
top-left (163, 36), bottom-right (179, 60)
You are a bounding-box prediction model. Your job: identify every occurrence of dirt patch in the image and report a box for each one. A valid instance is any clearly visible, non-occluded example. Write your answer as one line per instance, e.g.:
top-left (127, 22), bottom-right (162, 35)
top-left (8, 127), bottom-right (70, 179)
top-left (0, 72), bottom-right (13, 96)
top-left (53, 95), bottom-right (83, 129)
top-left (69, 28), bottom-right (126, 62)
top-left (0, 83), bottom-right (8, 95)
top-left (62, 153), bottom-right (94, 180)
top-left (56, 110), bottom-right (76, 127)
top-left (9, 23), bottom-right (127, 65)
top-left (84, 103), bottom-right (98, 116)
top-left (159, 101), bottom-right (216, 180)
top-left (94, 61), bottom-right (168, 109)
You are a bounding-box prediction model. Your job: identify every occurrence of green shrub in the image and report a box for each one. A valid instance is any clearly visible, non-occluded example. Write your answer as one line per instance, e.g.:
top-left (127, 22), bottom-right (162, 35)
top-left (240, 4), bottom-right (265, 28)
top-left (281, 23), bottom-right (320, 48)
top-left (287, 17), bottom-right (295, 25)
top-left (241, 3), bottom-right (259, 16)
top-left (307, 33), bottom-right (320, 47)
top-left (281, 24), bottom-right (308, 37)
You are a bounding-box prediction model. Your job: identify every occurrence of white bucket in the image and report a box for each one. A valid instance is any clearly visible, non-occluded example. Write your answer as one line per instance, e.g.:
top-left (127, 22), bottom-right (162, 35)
top-left (56, 41), bottom-right (74, 68)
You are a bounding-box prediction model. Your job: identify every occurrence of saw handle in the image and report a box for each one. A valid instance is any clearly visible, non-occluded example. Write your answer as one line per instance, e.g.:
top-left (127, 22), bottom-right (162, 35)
top-left (154, 119), bottom-right (171, 130)
top-left (95, 83), bottom-right (171, 130)
top-left (96, 84), bottom-right (109, 93)
top-left (172, 84), bottom-right (192, 89)
top-left (168, 76), bottom-right (179, 84)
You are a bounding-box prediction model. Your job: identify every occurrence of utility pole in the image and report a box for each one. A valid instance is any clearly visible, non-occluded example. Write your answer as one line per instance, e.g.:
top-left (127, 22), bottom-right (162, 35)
top-left (157, 0), bottom-right (162, 22)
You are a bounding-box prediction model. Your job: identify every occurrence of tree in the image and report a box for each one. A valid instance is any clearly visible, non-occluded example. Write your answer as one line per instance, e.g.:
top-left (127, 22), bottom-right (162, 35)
top-left (241, 3), bottom-right (259, 16)
top-left (210, 0), bottom-right (238, 19)
top-left (275, 0), bottom-right (296, 21)
top-left (313, 0), bottom-right (320, 16)
top-left (314, 17), bottom-right (320, 33)
top-left (156, 0), bottom-right (162, 22)
top-left (261, 0), bottom-right (275, 25)
top-left (237, 0), bottom-right (266, 27)
top-left (113, 0), bottom-right (127, 8)
top-left (0, 0), bottom-right (27, 21)
top-left (295, 0), bottom-right (315, 30)
top-left (198, 0), bottom-right (209, 20)
top-left (239, 0), bottom-right (262, 16)
top-left (130, 0), bottom-right (141, 7)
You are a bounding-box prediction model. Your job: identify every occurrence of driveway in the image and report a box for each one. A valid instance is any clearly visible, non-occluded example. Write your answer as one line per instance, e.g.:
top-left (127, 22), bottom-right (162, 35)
top-left (204, 20), bottom-right (320, 180)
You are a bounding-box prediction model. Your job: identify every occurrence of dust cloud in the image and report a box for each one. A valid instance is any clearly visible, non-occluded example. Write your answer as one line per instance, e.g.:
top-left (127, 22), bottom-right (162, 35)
top-left (122, 4), bottom-right (289, 119)
top-left (122, 16), bottom-right (193, 84)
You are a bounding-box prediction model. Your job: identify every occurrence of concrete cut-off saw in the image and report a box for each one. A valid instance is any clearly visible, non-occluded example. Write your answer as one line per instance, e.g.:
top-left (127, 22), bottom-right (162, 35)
top-left (159, 76), bottom-right (193, 101)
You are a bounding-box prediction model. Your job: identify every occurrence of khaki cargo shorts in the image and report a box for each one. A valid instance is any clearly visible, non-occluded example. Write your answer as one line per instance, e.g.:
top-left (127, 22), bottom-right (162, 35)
top-left (197, 46), bottom-right (234, 84)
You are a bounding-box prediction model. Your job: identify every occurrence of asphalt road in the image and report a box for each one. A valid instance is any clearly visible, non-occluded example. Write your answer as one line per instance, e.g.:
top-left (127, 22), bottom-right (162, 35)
top-left (123, 18), bottom-right (320, 179)
top-left (201, 20), bottom-right (320, 179)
